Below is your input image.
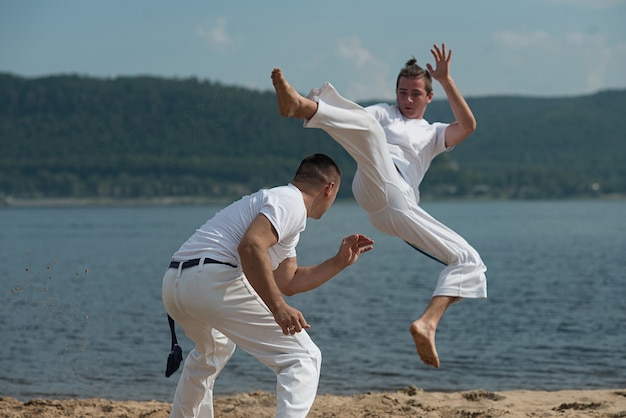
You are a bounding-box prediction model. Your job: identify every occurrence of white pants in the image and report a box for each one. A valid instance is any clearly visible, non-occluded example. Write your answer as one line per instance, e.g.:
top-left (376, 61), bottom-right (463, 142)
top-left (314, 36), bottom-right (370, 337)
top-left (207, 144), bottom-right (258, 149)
top-left (162, 263), bottom-right (321, 418)
top-left (305, 83), bottom-right (487, 299)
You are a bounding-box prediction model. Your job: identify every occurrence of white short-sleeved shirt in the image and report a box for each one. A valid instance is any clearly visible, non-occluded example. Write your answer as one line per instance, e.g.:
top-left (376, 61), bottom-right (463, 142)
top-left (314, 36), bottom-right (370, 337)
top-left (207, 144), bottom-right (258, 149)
top-left (366, 103), bottom-right (449, 191)
top-left (173, 184), bottom-right (306, 270)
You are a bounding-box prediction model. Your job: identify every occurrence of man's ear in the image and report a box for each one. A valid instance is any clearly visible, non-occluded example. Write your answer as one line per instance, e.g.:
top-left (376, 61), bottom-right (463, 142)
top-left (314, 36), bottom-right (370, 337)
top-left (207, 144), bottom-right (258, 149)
top-left (325, 181), bottom-right (336, 196)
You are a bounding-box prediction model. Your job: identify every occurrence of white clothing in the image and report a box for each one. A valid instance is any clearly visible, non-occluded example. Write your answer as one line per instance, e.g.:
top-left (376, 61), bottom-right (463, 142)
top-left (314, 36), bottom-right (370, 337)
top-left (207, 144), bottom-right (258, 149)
top-left (163, 184), bottom-right (321, 418)
top-left (173, 184), bottom-right (306, 270)
top-left (305, 83), bottom-right (487, 298)
top-left (162, 266), bottom-right (321, 418)
top-left (366, 103), bottom-right (448, 203)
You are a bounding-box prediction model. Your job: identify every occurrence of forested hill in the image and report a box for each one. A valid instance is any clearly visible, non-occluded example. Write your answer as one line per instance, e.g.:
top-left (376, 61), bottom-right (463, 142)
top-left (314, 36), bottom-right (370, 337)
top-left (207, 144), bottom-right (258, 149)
top-left (1, 72), bottom-right (624, 203)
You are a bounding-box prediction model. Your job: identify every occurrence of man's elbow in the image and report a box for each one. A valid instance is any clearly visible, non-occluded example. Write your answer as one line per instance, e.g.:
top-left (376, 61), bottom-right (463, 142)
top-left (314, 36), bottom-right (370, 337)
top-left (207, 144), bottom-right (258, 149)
top-left (280, 286), bottom-right (297, 297)
top-left (464, 118), bottom-right (477, 136)
top-left (457, 120), bottom-right (477, 145)
top-left (237, 240), bottom-right (264, 268)
top-left (237, 241), bottom-right (251, 259)
top-left (276, 274), bottom-right (299, 296)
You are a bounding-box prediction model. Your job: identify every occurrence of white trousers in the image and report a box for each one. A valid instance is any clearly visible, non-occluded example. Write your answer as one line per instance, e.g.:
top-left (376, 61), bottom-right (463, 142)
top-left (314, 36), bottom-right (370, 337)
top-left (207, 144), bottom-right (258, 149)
top-left (162, 263), bottom-right (321, 418)
top-left (305, 83), bottom-right (487, 298)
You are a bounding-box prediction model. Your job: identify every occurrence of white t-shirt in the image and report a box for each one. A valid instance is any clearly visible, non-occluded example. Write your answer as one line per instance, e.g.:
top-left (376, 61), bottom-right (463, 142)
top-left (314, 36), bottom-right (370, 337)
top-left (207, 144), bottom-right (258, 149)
top-left (366, 103), bottom-right (449, 192)
top-left (173, 184), bottom-right (306, 270)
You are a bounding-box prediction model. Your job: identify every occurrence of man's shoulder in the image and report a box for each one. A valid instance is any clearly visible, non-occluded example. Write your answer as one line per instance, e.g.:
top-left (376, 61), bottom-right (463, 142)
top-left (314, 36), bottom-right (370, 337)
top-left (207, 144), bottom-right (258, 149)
top-left (262, 184), bottom-right (304, 204)
top-left (260, 185), bottom-right (307, 234)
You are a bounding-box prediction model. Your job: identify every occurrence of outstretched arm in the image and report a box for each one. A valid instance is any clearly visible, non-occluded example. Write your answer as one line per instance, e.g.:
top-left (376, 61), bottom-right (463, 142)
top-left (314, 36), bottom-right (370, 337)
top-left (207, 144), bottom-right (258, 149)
top-left (427, 43), bottom-right (476, 148)
top-left (274, 234), bottom-right (374, 296)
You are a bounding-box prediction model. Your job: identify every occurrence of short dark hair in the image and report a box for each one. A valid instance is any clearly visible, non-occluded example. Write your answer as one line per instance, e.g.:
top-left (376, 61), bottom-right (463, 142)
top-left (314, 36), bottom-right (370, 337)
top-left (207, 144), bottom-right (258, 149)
top-left (293, 153), bottom-right (341, 185)
top-left (396, 57), bottom-right (433, 94)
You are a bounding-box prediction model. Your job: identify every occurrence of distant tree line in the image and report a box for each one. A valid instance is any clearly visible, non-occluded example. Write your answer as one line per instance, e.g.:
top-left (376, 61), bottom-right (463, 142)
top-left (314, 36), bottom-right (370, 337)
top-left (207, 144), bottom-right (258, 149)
top-left (0, 72), bottom-right (624, 204)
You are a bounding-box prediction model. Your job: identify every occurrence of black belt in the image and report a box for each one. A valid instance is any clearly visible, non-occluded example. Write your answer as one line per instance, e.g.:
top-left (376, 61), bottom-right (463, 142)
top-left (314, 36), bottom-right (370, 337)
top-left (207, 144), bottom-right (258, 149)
top-left (169, 257), bottom-right (237, 270)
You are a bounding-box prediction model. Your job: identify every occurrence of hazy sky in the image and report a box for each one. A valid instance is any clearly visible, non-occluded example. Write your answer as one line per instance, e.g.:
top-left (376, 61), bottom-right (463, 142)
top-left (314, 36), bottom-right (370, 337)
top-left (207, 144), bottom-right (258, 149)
top-left (1, 0), bottom-right (625, 101)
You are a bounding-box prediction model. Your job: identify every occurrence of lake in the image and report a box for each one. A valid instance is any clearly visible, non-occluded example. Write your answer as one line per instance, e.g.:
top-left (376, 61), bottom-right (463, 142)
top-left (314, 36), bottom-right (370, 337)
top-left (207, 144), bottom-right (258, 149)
top-left (0, 199), bottom-right (624, 401)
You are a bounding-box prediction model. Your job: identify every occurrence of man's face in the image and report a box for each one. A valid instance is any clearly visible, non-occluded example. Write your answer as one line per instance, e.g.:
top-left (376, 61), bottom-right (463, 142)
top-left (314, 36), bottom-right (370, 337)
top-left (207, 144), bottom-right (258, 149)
top-left (396, 76), bottom-right (433, 119)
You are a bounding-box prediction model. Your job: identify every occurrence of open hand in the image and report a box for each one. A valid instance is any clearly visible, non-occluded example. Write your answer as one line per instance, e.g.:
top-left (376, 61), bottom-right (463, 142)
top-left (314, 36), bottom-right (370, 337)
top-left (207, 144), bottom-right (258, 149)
top-left (426, 43), bottom-right (452, 82)
top-left (336, 234), bottom-right (374, 268)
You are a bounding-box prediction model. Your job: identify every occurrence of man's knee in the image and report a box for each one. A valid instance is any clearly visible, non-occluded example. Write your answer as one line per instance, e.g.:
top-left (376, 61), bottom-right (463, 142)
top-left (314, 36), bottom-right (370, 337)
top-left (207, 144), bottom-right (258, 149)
top-left (314, 345), bottom-right (322, 368)
top-left (306, 345), bottom-right (322, 377)
top-left (297, 345), bottom-right (322, 386)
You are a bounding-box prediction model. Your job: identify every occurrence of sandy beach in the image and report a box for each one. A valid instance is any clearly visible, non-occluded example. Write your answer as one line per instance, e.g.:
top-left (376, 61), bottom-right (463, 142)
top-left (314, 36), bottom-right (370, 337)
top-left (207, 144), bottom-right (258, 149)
top-left (2, 387), bottom-right (625, 417)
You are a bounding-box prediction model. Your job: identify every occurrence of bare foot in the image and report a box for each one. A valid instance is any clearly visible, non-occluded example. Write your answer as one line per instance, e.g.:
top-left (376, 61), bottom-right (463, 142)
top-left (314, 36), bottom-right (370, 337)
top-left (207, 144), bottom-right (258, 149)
top-left (271, 68), bottom-right (316, 119)
top-left (410, 320), bottom-right (440, 368)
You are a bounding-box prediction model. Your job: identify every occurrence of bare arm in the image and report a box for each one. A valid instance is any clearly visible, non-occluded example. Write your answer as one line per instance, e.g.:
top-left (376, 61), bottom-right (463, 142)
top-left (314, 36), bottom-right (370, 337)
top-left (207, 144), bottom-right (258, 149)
top-left (274, 234), bottom-right (374, 296)
top-left (237, 214), bottom-right (309, 335)
top-left (427, 43), bottom-right (476, 148)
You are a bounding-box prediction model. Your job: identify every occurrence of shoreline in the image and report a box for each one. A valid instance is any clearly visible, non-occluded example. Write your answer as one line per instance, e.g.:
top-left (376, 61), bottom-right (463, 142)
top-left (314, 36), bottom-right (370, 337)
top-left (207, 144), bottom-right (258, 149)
top-left (2, 194), bottom-right (625, 208)
top-left (0, 196), bottom-right (233, 208)
top-left (2, 388), bottom-right (625, 417)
